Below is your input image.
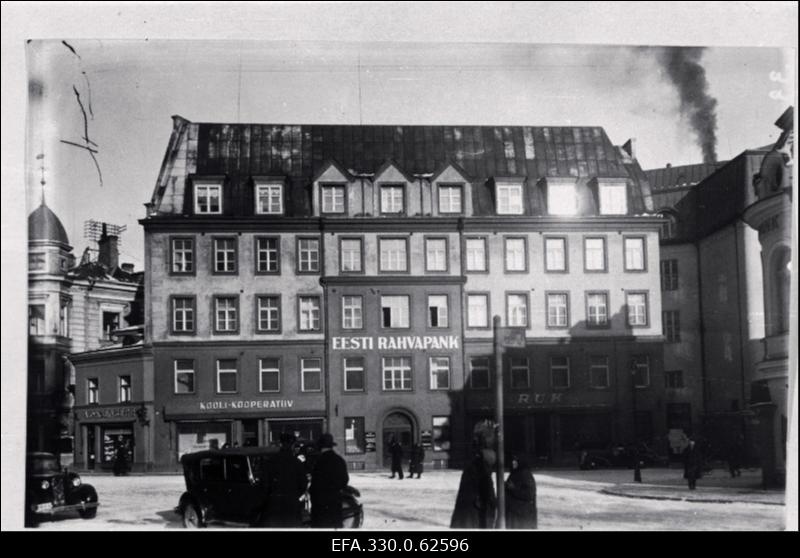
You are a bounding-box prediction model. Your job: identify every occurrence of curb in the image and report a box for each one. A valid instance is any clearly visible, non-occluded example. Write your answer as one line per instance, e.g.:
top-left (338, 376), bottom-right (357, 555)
top-left (599, 488), bottom-right (785, 507)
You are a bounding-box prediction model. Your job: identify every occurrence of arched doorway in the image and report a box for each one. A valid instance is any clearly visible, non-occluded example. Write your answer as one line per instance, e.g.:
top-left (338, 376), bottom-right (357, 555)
top-left (382, 411), bottom-right (414, 467)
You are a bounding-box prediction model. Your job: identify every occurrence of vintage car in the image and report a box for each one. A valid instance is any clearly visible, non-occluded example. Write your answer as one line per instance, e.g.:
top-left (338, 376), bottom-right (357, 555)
top-left (176, 447), bottom-right (363, 529)
top-left (25, 452), bottom-right (99, 525)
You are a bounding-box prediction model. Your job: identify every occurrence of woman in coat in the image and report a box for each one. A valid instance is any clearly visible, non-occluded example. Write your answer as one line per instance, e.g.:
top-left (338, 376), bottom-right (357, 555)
top-left (683, 438), bottom-right (702, 490)
top-left (505, 455), bottom-right (537, 529)
top-left (450, 448), bottom-right (497, 529)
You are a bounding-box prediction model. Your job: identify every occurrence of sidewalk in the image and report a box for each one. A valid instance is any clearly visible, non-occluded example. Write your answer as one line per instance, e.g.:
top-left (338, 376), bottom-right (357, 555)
top-left (598, 468), bottom-right (786, 506)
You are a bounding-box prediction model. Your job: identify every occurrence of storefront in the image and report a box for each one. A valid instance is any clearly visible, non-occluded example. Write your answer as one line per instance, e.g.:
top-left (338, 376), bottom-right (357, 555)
top-left (73, 403), bottom-right (151, 472)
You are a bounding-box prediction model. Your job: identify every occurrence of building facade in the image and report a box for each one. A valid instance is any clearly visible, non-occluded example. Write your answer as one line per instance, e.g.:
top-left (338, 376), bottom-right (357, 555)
top-left (132, 117), bottom-right (665, 472)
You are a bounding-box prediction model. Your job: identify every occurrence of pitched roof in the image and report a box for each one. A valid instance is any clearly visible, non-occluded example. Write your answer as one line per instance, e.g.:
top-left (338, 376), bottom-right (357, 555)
top-left (644, 162), bottom-right (727, 191)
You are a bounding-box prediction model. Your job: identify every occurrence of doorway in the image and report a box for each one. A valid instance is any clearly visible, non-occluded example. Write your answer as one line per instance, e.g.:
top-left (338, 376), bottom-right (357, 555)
top-left (382, 411), bottom-right (413, 467)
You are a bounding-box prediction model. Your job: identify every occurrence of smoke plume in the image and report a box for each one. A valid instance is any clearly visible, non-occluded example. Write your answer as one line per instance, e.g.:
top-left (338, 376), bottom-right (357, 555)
top-left (656, 47), bottom-right (718, 163)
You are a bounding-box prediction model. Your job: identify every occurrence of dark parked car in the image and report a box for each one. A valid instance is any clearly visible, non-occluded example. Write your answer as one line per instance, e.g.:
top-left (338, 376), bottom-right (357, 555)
top-left (579, 443), bottom-right (669, 470)
top-left (176, 447), bottom-right (363, 529)
top-left (25, 452), bottom-right (99, 525)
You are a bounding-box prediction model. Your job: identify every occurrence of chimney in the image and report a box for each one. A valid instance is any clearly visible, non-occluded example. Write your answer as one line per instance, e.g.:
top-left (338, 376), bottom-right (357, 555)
top-left (98, 223), bottom-right (119, 269)
top-left (121, 263), bottom-right (135, 273)
top-left (622, 138), bottom-right (636, 160)
top-left (666, 163), bottom-right (672, 168)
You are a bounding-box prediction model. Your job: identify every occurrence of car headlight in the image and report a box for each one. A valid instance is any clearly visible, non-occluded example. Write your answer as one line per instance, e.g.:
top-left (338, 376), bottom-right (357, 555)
top-left (72, 477), bottom-right (81, 487)
top-left (41, 480), bottom-right (50, 490)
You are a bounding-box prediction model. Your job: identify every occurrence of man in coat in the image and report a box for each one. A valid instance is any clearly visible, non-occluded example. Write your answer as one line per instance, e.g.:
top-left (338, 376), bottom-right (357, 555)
top-left (450, 448), bottom-right (497, 529)
top-left (309, 433), bottom-right (349, 528)
top-left (388, 436), bottom-right (404, 479)
top-left (263, 433), bottom-right (308, 527)
top-left (682, 438), bottom-right (702, 490)
top-left (409, 443), bottom-right (425, 479)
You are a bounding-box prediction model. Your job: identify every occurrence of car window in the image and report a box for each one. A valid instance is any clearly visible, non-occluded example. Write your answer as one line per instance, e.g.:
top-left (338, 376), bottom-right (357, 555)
top-left (199, 457), bottom-right (224, 482)
top-left (29, 455), bottom-right (60, 475)
top-left (248, 456), bottom-right (267, 484)
top-left (226, 456), bottom-right (251, 484)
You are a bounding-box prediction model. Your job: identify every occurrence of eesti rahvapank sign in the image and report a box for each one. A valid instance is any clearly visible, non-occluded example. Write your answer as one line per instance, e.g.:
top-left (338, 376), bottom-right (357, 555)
top-left (331, 334), bottom-right (459, 351)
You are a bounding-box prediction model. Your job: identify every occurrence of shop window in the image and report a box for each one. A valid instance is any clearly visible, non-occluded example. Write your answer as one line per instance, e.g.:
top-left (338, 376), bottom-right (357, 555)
top-left (255, 237), bottom-right (280, 273)
top-left (380, 185), bottom-right (405, 214)
top-left (301, 358), bottom-right (322, 392)
top-left (343, 357), bottom-right (365, 391)
top-left (560, 413), bottom-right (611, 451)
top-left (382, 357), bottom-right (412, 391)
top-left (174, 359), bottom-right (195, 394)
top-left (586, 292), bottom-right (609, 327)
top-left (626, 292), bottom-right (649, 327)
top-left (546, 293), bottom-right (569, 328)
top-left (432, 416), bottom-right (451, 451)
top-left (589, 356), bottom-right (610, 388)
top-left (381, 295), bottom-right (409, 328)
top-left (259, 358), bottom-right (280, 392)
top-left (504, 237), bottom-right (527, 272)
top-left (340, 238), bottom-right (363, 273)
top-left (428, 295), bottom-right (449, 328)
top-left (624, 237), bottom-right (646, 271)
top-left (545, 237), bottom-right (567, 272)
top-left (321, 185), bottom-right (346, 214)
top-left (87, 377), bottom-right (99, 404)
top-left (663, 310), bottom-right (681, 342)
top-left (466, 294), bottom-right (489, 328)
top-left (194, 183), bottom-right (222, 215)
top-left (213, 237), bottom-right (237, 274)
top-left (102, 428), bottom-right (133, 464)
top-left (171, 238), bottom-right (194, 274)
top-left (507, 293), bottom-right (528, 327)
top-left (510, 357), bottom-right (530, 389)
top-left (469, 357), bottom-right (490, 390)
top-left (255, 183), bottom-right (283, 215)
top-left (214, 296), bottom-right (239, 333)
top-left (379, 238), bottom-right (408, 272)
top-left (550, 356), bottom-right (570, 389)
top-left (29, 304), bottom-right (45, 336)
top-left (298, 296), bottom-right (321, 332)
top-left (118, 375), bottom-right (131, 402)
top-left (297, 238), bottom-right (320, 273)
top-left (342, 296), bottom-right (363, 329)
top-left (438, 184), bottom-right (462, 214)
top-left (216, 359), bottom-right (238, 393)
top-left (465, 238), bottom-right (487, 272)
top-left (660, 259), bottom-right (679, 291)
top-left (425, 238), bottom-right (448, 272)
top-left (584, 237), bottom-right (606, 271)
top-left (344, 417), bottom-right (366, 455)
top-left (257, 296), bottom-right (281, 332)
top-left (429, 357), bottom-right (450, 390)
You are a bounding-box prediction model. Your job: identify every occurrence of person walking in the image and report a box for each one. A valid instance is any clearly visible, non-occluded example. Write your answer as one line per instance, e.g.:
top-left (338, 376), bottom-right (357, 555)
top-left (505, 455), bottom-right (537, 529)
top-left (409, 443), bottom-right (425, 479)
top-left (263, 433), bottom-right (308, 527)
top-left (727, 435), bottom-right (744, 478)
top-left (112, 437), bottom-right (128, 476)
top-left (682, 438), bottom-right (702, 490)
top-left (450, 448), bottom-right (497, 529)
top-left (388, 436), bottom-right (404, 479)
top-left (309, 433), bottom-right (349, 528)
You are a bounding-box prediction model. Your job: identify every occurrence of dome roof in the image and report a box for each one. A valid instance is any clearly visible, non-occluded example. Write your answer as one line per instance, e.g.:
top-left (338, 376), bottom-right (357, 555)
top-left (29, 203), bottom-right (70, 245)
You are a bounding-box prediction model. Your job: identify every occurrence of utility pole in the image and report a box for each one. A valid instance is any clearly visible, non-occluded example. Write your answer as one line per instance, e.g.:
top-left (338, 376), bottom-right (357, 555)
top-left (631, 359), bottom-right (642, 483)
top-left (493, 315), bottom-right (505, 529)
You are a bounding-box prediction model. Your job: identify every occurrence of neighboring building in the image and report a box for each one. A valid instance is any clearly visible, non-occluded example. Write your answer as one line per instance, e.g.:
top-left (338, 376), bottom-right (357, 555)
top-left (134, 116), bottom-right (665, 471)
top-left (743, 106), bottom-right (793, 487)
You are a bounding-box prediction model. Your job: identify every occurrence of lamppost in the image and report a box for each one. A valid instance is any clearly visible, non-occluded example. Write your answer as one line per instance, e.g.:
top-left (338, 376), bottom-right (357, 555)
top-left (631, 359), bottom-right (642, 483)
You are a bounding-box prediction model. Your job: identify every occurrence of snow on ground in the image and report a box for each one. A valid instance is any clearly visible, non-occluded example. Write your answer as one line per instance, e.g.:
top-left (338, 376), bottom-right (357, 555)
top-left (28, 469), bottom-right (785, 531)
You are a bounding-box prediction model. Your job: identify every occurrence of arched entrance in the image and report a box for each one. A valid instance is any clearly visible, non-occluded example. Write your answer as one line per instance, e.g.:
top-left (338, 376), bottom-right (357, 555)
top-left (382, 411), bottom-right (414, 467)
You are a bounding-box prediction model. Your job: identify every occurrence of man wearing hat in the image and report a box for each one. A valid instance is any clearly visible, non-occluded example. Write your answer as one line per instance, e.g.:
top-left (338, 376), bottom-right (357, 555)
top-left (309, 433), bottom-right (349, 528)
top-left (264, 432), bottom-right (308, 527)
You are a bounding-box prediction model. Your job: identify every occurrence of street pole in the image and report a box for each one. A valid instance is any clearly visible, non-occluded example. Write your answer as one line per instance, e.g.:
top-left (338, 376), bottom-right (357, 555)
top-left (631, 360), bottom-right (642, 483)
top-left (493, 316), bottom-right (505, 529)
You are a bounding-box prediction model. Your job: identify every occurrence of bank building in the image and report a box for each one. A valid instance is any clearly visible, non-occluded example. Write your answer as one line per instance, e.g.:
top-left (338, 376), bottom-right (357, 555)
top-left (69, 117), bottom-right (668, 471)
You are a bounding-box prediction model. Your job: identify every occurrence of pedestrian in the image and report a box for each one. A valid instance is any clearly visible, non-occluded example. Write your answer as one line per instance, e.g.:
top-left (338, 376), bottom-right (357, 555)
top-left (263, 433), bottom-right (308, 527)
top-left (505, 455), bottom-right (537, 529)
top-left (727, 435), bottom-right (744, 478)
top-left (682, 437), bottom-right (702, 490)
top-left (450, 447), bottom-right (497, 529)
top-left (409, 443), bottom-right (425, 479)
top-left (112, 437), bottom-right (128, 476)
top-left (388, 436), bottom-right (404, 479)
top-left (309, 433), bottom-right (349, 528)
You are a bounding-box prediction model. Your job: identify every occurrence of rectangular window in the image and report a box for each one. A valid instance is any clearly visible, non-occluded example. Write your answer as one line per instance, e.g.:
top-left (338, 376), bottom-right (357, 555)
top-left (382, 357), bottom-right (412, 391)
top-left (213, 238), bottom-right (237, 274)
top-left (102, 311), bottom-right (120, 340)
top-left (28, 253), bottom-right (45, 271)
top-left (584, 237), bottom-right (606, 271)
top-left (118, 375), bottom-right (131, 402)
top-left (194, 183), bottom-right (222, 214)
top-left (504, 237), bottom-right (527, 272)
top-left (171, 238), bottom-right (194, 274)
top-left (665, 370), bottom-right (685, 389)
top-left (663, 310), bottom-right (681, 342)
top-left (469, 357), bottom-right (490, 389)
top-left (340, 238), bottom-right (363, 273)
top-left (259, 358), bottom-right (280, 392)
top-left (467, 294), bottom-right (489, 328)
top-left (380, 185), bottom-right (405, 214)
top-left (548, 182), bottom-right (577, 215)
top-left (586, 292), bottom-right (609, 327)
top-left (298, 296), bottom-right (321, 331)
top-left (632, 356), bottom-right (650, 388)
top-left (301, 358), bottom-right (322, 392)
top-left (342, 296), bottom-right (363, 329)
top-left (465, 238), bottom-right (487, 272)
top-left (598, 183), bottom-right (628, 215)
top-left (624, 237), bottom-right (646, 271)
top-left (550, 356), bottom-right (570, 388)
top-left (172, 297), bottom-right (195, 333)
top-left (432, 416), bottom-right (452, 451)
top-left (626, 292), bottom-right (649, 327)
top-left (29, 304), bottom-right (45, 336)
top-left (255, 237), bottom-right (280, 273)
top-left (298, 238), bottom-right (320, 273)
top-left (438, 184), bottom-right (463, 214)
top-left (510, 357), bottom-right (530, 389)
top-left (379, 238), bottom-right (408, 272)
top-left (589, 356), bottom-right (610, 388)
top-left (344, 417), bottom-right (366, 455)
top-left (545, 237), bottom-right (567, 272)
top-left (425, 238), bottom-right (448, 272)
top-left (255, 183), bottom-right (284, 214)
top-left (428, 295), bottom-right (449, 328)
top-left (216, 359), bottom-right (238, 393)
top-left (87, 378), bottom-right (99, 404)
top-left (661, 259), bottom-right (679, 291)
top-left (321, 185), bottom-right (346, 214)
top-left (546, 293), bottom-right (569, 328)
top-left (497, 184), bottom-right (523, 215)
top-left (174, 359), bottom-right (195, 394)
top-left (257, 296), bottom-right (281, 332)
top-left (381, 295), bottom-right (410, 328)
top-left (344, 357), bottom-right (365, 392)
top-left (507, 293), bottom-right (529, 327)
top-left (429, 357), bottom-right (451, 390)
top-left (214, 296), bottom-right (239, 333)
top-left (59, 300), bottom-right (70, 337)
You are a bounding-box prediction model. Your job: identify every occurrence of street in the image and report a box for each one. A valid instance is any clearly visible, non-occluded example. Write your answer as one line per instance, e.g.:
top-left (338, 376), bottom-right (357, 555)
top-left (30, 467), bottom-right (786, 531)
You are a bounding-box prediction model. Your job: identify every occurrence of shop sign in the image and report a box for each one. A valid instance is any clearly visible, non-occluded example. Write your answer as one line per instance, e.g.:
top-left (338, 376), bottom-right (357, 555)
top-left (515, 393), bottom-right (565, 405)
top-left (199, 399), bottom-right (295, 411)
top-left (331, 335), bottom-right (459, 351)
top-left (79, 406), bottom-right (137, 421)
top-left (421, 430), bottom-right (433, 450)
top-left (365, 431), bottom-right (377, 453)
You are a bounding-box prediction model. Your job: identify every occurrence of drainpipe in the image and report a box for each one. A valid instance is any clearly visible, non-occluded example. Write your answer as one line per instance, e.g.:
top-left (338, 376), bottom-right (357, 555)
top-left (695, 241), bottom-right (709, 423)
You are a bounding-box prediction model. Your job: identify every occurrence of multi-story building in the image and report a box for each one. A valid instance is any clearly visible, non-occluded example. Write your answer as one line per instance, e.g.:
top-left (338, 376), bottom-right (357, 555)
top-left (122, 116), bottom-right (665, 472)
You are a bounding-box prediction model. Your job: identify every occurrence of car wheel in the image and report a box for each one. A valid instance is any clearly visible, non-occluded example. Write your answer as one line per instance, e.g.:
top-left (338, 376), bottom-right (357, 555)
top-left (78, 486), bottom-right (98, 519)
top-left (182, 502), bottom-right (205, 528)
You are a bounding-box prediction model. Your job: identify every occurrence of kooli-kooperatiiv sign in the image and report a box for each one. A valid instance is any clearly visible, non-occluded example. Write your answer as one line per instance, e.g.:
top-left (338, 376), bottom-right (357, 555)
top-left (331, 335), bottom-right (459, 351)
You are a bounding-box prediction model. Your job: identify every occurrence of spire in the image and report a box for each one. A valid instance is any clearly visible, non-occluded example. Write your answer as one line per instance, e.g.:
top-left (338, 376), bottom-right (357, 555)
top-left (36, 152), bottom-right (46, 205)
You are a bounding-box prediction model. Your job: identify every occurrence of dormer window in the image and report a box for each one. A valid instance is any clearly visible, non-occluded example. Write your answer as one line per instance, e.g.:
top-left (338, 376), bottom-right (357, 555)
top-left (598, 182), bottom-right (627, 215)
top-left (380, 185), bottom-right (405, 214)
top-left (321, 185), bottom-right (346, 214)
top-left (438, 184), bottom-right (463, 214)
top-left (547, 181), bottom-right (577, 216)
top-left (194, 182), bottom-right (222, 215)
top-left (255, 183), bottom-right (283, 215)
top-left (496, 183), bottom-right (523, 215)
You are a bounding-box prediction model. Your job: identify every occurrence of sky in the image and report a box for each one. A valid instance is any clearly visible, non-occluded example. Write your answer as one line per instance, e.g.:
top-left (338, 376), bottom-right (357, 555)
top-left (23, 37), bottom-right (795, 269)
